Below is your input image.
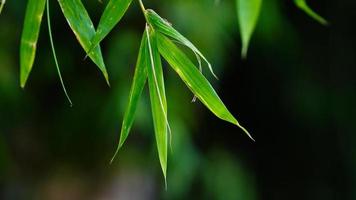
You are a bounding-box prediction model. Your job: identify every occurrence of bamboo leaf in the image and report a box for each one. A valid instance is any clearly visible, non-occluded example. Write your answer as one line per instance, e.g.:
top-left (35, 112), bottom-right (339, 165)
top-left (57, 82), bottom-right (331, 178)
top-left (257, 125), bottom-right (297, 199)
top-left (156, 33), bottom-right (254, 141)
top-left (236, 0), bottom-right (262, 58)
top-left (294, 0), bottom-right (328, 25)
top-left (89, 0), bottom-right (133, 51)
top-left (20, 0), bottom-right (46, 88)
top-left (57, 0), bottom-right (109, 84)
top-left (46, 0), bottom-right (72, 106)
top-left (0, 0), bottom-right (5, 14)
top-left (145, 9), bottom-right (218, 79)
top-left (111, 29), bottom-right (148, 163)
top-left (146, 26), bottom-right (169, 183)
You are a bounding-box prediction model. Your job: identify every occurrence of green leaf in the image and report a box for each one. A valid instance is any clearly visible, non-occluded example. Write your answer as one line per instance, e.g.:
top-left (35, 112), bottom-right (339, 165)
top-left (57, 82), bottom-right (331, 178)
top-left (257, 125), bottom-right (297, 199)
top-left (145, 9), bottom-right (217, 79)
top-left (0, 0), bottom-right (5, 14)
top-left (146, 26), bottom-right (169, 183)
top-left (111, 29), bottom-right (148, 163)
top-left (236, 0), bottom-right (262, 58)
top-left (89, 0), bottom-right (132, 51)
top-left (57, 0), bottom-right (109, 84)
top-left (46, 0), bottom-right (72, 106)
top-left (20, 0), bottom-right (46, 88)
top-left (156, 33), bottom-right (253, 141)
top-left (294, 0), bottom-right (328, 25)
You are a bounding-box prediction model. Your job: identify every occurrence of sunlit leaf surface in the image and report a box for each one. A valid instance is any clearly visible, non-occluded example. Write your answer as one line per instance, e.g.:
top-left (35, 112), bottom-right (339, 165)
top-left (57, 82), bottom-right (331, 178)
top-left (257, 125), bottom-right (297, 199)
top-left (90, 0), bottom-right (133, 51)
top-left (57, 0), bottom-right (109, 84)
top-left (145, 9), bottom-right (217, 79)
top-left (20, 0), bottom-right (46, 88)
top-left (111, 30), bottom-right (148, 162)
top-left (146, 27), bottom-right (169, 183)
top-left (156, 33), bottom-right (254, 141)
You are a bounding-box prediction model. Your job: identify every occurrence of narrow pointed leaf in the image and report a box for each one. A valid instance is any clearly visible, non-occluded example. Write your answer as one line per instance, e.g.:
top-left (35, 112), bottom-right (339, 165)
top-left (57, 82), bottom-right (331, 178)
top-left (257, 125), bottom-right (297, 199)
top-left (111, 30), bottom-right (148, 162)
top-left (146, 28), bottom-right (168, 181)
top-left (236, 0), bottom-right (262, 58)
top-left (145, 9), bottom-right (217, 79)
top-left (57, 0), bottom-right (109, 84)
top-left (89, 0), bottom-right (132, 51)
top-left (294, 0), bottom-right (328, 25)
top-left (0, 0), bottom-right (5, 14)
top-left (20, 0), bottom-right (46, 88)
top-left (46, 0), bottom-right (72, 106)
top-left (157, 33), bottom-right (253, 140)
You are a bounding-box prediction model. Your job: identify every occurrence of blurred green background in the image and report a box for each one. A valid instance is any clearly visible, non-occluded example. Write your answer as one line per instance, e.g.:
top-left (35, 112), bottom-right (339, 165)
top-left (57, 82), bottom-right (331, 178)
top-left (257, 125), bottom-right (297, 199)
top-left (0, 0), bottom-right (355, 199)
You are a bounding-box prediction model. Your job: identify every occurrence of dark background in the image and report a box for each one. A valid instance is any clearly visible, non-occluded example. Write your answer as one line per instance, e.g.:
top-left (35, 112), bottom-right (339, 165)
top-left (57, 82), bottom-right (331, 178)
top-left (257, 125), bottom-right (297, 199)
top-left (0, 0), bottom-right (355, 199)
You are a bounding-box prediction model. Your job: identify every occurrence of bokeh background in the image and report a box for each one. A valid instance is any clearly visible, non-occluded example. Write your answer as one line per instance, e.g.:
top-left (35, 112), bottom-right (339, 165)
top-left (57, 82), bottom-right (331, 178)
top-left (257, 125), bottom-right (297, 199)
top-left (0, 0), bottom-right (355, 199)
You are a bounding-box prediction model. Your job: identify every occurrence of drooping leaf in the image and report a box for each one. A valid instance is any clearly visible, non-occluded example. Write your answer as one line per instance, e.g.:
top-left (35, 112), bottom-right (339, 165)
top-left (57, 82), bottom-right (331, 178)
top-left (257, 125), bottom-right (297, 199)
top-left (236, 0), bottom-right (262, 58)
top-left (146, 26), bottom-right (169, 182)
top-left (294, 0), bottom-right (328, 25)
top-left (0, 0), bottom-right (5, 14)
top-left (156, 33), bottom-right (254, 141)
top-left (89, 0), bottom-right (133, 52)
top-left (20, 0), bottom-right (46, 88)
top-left (57, 0), bottom-right (109, 84)
top-left (145, 9), bottom-right (217, 79)
top-left (46, 0), bottom-right (72, 105)
top-left (111, 30), bottom-right (148, 163)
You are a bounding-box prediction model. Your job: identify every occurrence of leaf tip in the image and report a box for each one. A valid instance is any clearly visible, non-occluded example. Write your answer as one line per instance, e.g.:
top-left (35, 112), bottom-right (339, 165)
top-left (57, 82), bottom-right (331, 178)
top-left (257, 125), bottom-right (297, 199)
top-left (20, 76), bottom-right (28, 89)
top-left (103, 71), bottom-right (111, 87)
top-left (110, 144), bottom-right (122, 165)
top-left (164, 176), bottom-right (168, 190)
top-left (235, 121), bottom-right (255, 142)
top-left (241, 44), bottom-right (249, 59)
top-left (161, 166), bottom-right (167, 190)
top-left (319, 18), bottom-right (329, 26)
top-left (208, 63), bottom-right (219, 80)
top-left (294, 0), bottom-right (329, 26)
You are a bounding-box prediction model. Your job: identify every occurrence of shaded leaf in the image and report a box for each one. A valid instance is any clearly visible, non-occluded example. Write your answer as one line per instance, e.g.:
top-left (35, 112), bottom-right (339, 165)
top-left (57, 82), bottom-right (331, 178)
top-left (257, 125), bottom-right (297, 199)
top-left (145, 9), bottom-right (217, 79)
top-left (111, 29), bottom-right (148, 163)
top-left (90, 0), bottom-right (133, 51)
top-left (57, 0), bottom-right (109, 84)
top-left (294, 0), bottom-right (328, 25)
top-left (236, 0), bottom-right (262, 58)
top-left (156, 33), bottom-right (253, 141)
top-left (20, 0), bottom-right (46, 88)
top-left (146, 26), bottom-right (169, 183)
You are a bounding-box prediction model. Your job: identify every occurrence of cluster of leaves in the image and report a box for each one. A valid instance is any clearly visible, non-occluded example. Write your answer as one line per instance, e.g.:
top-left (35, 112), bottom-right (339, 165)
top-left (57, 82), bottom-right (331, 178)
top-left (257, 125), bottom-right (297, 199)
top-left (15, 0), bottom-right (254, 183)
top-left (236, 0), bottom-right (328, 58)
top-left (114, 9), bottom-right (255, 182)
top-left (2, 0), bottom-right (327, 184)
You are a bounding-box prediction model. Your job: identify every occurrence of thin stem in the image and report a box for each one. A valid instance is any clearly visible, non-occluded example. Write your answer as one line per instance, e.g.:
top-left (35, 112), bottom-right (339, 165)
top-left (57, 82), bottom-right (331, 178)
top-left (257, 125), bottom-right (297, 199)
top-left (138, 0), bottom-right (146, 13)
top-left (46, 0), bottom-right (73, 106)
